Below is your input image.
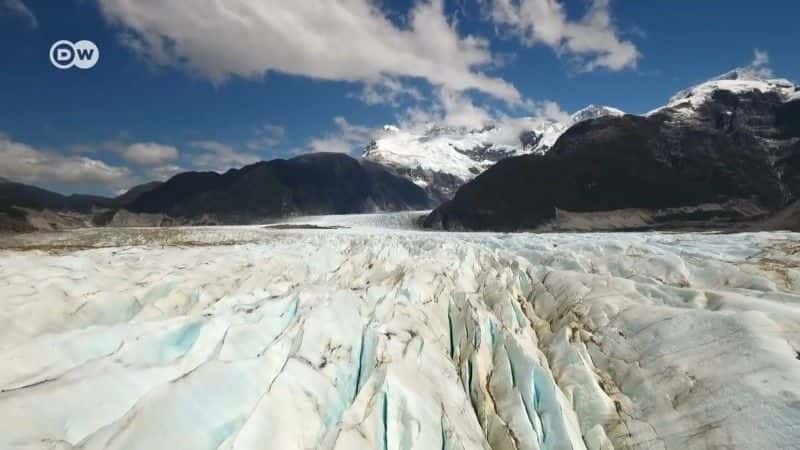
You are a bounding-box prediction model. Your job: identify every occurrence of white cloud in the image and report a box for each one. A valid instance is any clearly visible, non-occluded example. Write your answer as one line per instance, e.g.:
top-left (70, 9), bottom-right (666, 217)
top-left (519, 99), bottom-right (570, 122)
top-left (122, 142), bottom-right (179, 166)
top-left (245, 124), bottom-right (285, 151)
top-left (71, 139), bottom-right (184, 184)
top-left (741, 48), bottom-right (773, 79)
top-left (752, 49), bottom-right (769, 67)
top-left (304, 90), bottom-right (571, 159)
top-left (97, 0), bottom-right (520, 102)
top-left (750, 48), bottom-right (773, 78)
top-left (300, 89), bottom-right (571, 159)
top-left (436, 89), bottom-right (494, 128)
top-left (399, 88), bottom-right (498, 129)
top-left (0, 133), bottom-right (130, 186)
top-left (146, 164), bottom-right (184, 181)
top-left (2, 0), bottom-right (37, 29)
top-left (486, 0), bottom-right (639, 71)
top-left (189, 141), bottom-right (262, 172)
top-left (397, 86), bottom-right (570, 135)
top-left (307, 117), bottom-right (376, 155)
top-left (353, 77), bottom-right (424, 106)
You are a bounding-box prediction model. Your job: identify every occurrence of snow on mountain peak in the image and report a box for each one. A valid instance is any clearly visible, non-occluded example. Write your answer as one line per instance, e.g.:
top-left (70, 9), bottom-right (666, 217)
top-left (570, 105), bottom-right (625, 124)
top-left (363, 105), bottom-right (625, 200)
top-left (654, 67), bottom-right (797, 115)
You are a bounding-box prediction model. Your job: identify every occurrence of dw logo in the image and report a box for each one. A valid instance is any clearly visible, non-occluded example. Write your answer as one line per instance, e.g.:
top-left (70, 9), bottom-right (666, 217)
top-left (50, 40), bottom-right (100, 70)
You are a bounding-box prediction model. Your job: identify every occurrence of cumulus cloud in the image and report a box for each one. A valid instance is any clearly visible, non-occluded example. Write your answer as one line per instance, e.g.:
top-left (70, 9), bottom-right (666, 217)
top-left (400, 89), bottom-right (492, 128)
top-left (122, 142), bottom-right (179, 166)
top-left (486, 0), bottom-right (639, 71)
top-left (69, 139), bottom-right (184, 184)
top-left (399, 88), bottom-right (563, 130)
top-left (0, 133), bottom-right (130, 186)
top-left (2, 0), bottom-right (37, 29)
top-left (307, 117), bottom-right (376, 155)
top-left (435, 89), bottom-right (495, 128)
top-left (189, 141), bottom-right (262, 172)
top-left (0, 132), bottom-right (272, 193)
top-left (520, 98), bottom-right (570, 122)
top-left (305, 90), bottom-right (571, 158)
top-left (97, 0), bottom-right (520, 102)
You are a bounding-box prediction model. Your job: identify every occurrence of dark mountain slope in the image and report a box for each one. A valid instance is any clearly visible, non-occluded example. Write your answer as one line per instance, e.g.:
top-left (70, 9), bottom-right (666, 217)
top-left (425, 81), bottom-right (800, 231)
top-left (0, 180), bottom-right (115, 213)
top-left (0, 153), bottom-right (429, 230)
top-left (114, 181), bottom-right (164, 206)
top-left (0, 179), bottom-right (167, 214)
top-left (128, 153), bottom-right (429, 221)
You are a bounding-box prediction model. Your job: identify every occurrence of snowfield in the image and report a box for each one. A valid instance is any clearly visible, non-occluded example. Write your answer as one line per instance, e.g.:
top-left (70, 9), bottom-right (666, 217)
top-left (1, 214), bottom-right (799, 450)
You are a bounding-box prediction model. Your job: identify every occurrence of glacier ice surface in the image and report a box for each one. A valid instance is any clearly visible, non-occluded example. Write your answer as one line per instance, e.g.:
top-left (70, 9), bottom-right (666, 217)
top-left (1, 215), bottom-right (799, 449)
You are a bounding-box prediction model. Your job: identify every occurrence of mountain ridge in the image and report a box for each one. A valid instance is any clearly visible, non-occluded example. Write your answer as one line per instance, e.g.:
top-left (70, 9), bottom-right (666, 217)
top-left (424, 69), bottom-right (800, 231)
top-left (362, 105), bottom-right (625, 201)
top-left (127, 152), bottom-right (429, 222)
top-left (1, 153), bottom-right (430, 232)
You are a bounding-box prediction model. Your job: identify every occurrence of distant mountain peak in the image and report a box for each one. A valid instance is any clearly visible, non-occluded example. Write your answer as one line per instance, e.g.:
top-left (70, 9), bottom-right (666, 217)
top-left (126, 152), bottom-right (428, 220)
top-left (114, 181), bottom-right (164, 207)
top-left (425, 72), bottom-right (800, 233)
top-left (570, 105), bottom-right (625, 124)
top-left (712, 66), bottom-right (774, 82)
top-left (658, 68), bottom-right (798, 116)
top-left (363, 105), bottom-right (625, 201)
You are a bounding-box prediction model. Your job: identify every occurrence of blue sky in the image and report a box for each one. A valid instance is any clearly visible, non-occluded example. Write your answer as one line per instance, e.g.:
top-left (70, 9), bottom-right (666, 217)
top-left (0, 0), bottom-right (798, 195)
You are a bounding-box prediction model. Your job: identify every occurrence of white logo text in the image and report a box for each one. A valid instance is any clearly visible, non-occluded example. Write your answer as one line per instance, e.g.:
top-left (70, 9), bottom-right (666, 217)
top-left (50, 40), bottom-right (99, 70)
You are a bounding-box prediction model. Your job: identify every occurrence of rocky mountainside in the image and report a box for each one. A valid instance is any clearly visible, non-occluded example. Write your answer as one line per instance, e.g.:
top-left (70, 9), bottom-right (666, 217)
top-left (0, 180), bottom-right (169, 232)
top-left (0, 178), bottom-right (163, 213)
top-left (425, 70), bottom-right (800, 231)
top-left (113, 181), bottom-right (164, 206)
top-left (363, 105), bottom-right (624, 202)
top-left (0, 179), bottom-right (115, 213)
top-left (1, 154), bottom-right (429, 231)
top-left (126, 153), bottom-right (429, 222)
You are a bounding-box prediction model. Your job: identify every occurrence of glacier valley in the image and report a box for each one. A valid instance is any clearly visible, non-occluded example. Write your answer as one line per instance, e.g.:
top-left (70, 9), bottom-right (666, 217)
top-left (1, 213), bottom-right (799, 450)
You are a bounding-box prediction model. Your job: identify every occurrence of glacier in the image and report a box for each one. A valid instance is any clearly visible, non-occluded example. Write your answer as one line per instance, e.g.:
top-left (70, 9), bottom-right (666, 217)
top-left (1, 214), bottom-right (799, 449)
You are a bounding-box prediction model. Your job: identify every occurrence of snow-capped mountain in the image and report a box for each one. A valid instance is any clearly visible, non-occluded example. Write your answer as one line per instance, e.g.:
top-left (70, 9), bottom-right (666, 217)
top-left (649, 67), bottom-right (798, 116)
top-left (363, 105), bottom-right (624, 201)
top-left (366, 67), bottom-right (798, 208)
top-left (569, 104), bottom-right (625, 124)
top-left (426, 68), bottom-right (800, 232)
